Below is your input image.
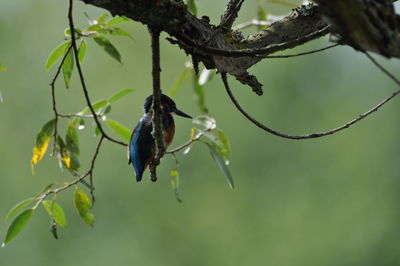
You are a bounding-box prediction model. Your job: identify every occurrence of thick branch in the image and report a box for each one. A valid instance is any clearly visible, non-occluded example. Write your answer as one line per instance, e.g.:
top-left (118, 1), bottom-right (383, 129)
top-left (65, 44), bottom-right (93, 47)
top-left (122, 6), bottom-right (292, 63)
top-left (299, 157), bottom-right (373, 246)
top-left (80, 0), bottom-right (330, 93)
top-left (314, 0), bottom-right (400, 58)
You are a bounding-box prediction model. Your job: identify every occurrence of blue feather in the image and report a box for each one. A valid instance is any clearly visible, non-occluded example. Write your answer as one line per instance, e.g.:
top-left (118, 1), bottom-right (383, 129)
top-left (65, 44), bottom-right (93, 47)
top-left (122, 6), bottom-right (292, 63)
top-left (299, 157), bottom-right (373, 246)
top-left (129, 117), bottom-right (145, 181)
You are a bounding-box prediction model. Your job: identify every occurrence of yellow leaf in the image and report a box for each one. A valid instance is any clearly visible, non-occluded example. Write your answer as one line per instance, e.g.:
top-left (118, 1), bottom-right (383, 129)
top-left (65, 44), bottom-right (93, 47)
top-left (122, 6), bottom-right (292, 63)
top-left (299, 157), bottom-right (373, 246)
top-left (31, 137), bottom-right (51, 174)
top-left (62, 155), bottom-right (71, 169)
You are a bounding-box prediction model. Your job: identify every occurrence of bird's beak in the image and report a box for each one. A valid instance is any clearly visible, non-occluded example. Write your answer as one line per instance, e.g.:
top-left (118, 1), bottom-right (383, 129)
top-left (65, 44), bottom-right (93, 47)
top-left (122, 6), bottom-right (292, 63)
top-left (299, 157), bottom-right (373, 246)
top-left (174, 108), bottom-right (192, 119)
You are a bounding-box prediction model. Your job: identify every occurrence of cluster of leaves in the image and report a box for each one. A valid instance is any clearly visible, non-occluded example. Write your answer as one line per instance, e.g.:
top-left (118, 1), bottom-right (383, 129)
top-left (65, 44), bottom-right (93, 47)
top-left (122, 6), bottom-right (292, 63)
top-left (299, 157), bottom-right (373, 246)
top-left (31, 89), bottom-right (134, 174)
top-left (3, 186), bottom-right (94, 246)
top-left (5, 87), bottom-right (134, 246)
top-left (45, 13), bottom-right (132, 88)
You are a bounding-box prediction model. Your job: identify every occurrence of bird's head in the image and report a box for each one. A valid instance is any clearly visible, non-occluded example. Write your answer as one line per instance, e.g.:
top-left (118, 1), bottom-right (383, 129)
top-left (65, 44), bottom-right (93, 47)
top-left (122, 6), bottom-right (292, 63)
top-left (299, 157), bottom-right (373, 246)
top-left (144, 94), bottom-right (192, 119)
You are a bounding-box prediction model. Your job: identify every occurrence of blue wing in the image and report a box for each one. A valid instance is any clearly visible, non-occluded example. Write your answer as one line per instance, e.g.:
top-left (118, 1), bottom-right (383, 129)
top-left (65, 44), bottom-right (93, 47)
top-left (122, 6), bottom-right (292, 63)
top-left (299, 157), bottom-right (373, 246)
top-left (129, 117), bottom-right (145, 181)
top-left (129, 114), bottom-right (154, 181)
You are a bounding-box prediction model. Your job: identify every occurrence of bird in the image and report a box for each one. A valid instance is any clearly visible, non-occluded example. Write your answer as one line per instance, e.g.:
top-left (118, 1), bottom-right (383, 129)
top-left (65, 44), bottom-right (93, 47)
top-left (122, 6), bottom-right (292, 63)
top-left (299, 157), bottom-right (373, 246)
top-left (128, 94), bottom-right (192, 182)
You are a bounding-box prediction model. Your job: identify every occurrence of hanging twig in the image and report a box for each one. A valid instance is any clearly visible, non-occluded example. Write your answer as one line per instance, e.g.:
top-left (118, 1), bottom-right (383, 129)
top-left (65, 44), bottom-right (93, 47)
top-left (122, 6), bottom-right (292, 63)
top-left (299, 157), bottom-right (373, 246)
top-left (50, 44), bottom-right (73, 154)
top-left (221, 69), bottom-right (400, 140)
top-left (148, 26), bottom-right (164, 182)
top-left (68, 0), bottom-right (127, 147)
top-left (262, 44), bottom-right (339, 58)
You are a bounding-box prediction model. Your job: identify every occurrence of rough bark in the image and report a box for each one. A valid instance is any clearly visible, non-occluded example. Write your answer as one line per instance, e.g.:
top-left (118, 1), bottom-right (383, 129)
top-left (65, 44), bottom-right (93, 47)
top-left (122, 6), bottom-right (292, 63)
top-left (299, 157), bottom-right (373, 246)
top-left (80, 0), bottom-right (400, 93)
top-left (314, 0), bottom-right (400, 58)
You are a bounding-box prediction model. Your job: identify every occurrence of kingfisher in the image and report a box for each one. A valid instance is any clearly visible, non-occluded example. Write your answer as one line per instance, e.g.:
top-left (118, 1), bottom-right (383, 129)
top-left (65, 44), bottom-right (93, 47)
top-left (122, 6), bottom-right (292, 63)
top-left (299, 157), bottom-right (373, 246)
top-left (128, 94), bottom-right (192, 181)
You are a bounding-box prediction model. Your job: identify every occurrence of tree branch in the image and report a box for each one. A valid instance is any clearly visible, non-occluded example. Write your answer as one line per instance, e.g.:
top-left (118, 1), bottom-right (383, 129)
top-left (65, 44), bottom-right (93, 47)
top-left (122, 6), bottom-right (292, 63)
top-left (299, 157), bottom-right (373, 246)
top-left (149, 26), bottom-right (164, 182)
top-left (221, 71), bottom-right (400, 140)
top-left (69, 0), bottom-right (127, 147)
top-left (50, 44), bottom-right (73, 154)
top-left (80, 0), bottom-right (330, 93)
top-left (314, 0), bottom-right (400, 58)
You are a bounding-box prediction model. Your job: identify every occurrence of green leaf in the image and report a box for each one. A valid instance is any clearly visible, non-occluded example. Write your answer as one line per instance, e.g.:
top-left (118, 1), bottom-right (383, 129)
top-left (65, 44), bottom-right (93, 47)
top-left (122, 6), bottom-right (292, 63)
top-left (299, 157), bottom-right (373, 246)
top-left (168, 67), bottom-right (191, 97)
top-left (104, 104), bottom-right (112, 114)
top-left (64, 27), bottom-right (82, 37)
top-left (96, 13), bottom-right (109, 24)
top-left (78, 40), bottom-right (87, 63)
top-left (45, 41), bottom-right (71, 71)
top-left (81, 99), bottom-right (108, 114)
top-left (108, 28), bottom-right (133, 39)
top-left (4, 209), bottom-right (34, 245)
top-left (208, 144), bottom-right (234, 189)
top-left (192, 71), bottom-right (208, 113)
top-left (74, 189), bottom-right (94, 227)
top-left (62, 47), bottom-right (75, 88)
top-left (94, 125), bottom-right (101, 136)
top-left (31, 119), bottom-right (56, 173)
top-left (216, 129), bottom-right (231, 158)
top-left (170, 169), bottom-right (182, 203)
top-left (86, 24), bottom-right (102, 33)
top-left (257, 4), bottom-right (268, 30)
top-left (0, 65), bottom-right (7, 71)
top-left (42, 201), bottom-right (67, 228)
top-left (5, 198), bottom-right (36, 223)
top-left (65, 120), bottom-right (79, 155)
top-left (105, 120), bottom-right (131, 143)
top-left (66, 120), bottom-right (80, 155)
top-left (93, 36), bottom-right (121, 63)
top-left (64, 121), bottom-right (80, 171)
top-left (108, 89), bottom-right (134, 103)
top-left (185, 0), bottom-right (198, 16)
top-left (106, 16), bottom-right (130, 25)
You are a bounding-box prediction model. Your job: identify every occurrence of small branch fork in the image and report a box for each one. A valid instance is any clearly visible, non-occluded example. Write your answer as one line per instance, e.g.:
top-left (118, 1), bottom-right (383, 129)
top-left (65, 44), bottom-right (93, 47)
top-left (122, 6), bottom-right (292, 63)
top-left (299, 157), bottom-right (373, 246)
top-left (34, 135), bottom-right (104, 208)
top-left (149, 26), bottom-right (165, 182)
top-left (50, 44), bottom-right (73, 154)
top-left (221, 51), bottom-right (400, 140)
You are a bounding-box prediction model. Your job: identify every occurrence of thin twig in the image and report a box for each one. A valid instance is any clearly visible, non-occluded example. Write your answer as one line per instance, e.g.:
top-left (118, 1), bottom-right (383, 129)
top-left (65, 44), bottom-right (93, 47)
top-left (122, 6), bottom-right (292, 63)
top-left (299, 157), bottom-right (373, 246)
top-left (50, 44), bottom-right (73, 154)
top-left (68, 0), bottom-right (127, 147)
top-left (221, 72), bottom-right (400, 140)
top-left (262, 44), bottom-right (339, 58)
top-left (57, 113), bottom-right (97, 118)
top-left (364, 52), bottom-right (400, 85)
top-left (88, 135), bottom-right (104, 203)
top-left (166, 124), bottom-right (215, 154)
top-left (34, 135), bottom-right (104, 208)
top-left (178, 25), bottom-right (330, 57)
top-left (148, 26), bottom-right (164, 182)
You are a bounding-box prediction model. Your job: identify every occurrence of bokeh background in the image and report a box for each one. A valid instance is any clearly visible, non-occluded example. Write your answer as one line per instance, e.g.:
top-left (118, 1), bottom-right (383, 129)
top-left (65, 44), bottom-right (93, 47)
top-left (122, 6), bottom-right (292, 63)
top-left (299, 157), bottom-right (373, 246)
top-left (2, 0), bottom-right (400, 265)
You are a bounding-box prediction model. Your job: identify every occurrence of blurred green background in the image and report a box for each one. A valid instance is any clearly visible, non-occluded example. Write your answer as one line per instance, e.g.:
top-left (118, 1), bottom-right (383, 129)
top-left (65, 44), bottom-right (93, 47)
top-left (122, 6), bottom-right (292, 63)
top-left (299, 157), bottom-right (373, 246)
top-left (2, 0), bottom-right (400, 265)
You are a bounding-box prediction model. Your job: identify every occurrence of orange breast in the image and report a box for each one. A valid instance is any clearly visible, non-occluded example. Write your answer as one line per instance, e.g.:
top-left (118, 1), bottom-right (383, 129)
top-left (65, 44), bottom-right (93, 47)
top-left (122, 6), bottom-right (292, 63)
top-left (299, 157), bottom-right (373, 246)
top-left (164, 123), bottom-right (175, 147)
